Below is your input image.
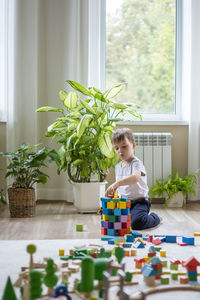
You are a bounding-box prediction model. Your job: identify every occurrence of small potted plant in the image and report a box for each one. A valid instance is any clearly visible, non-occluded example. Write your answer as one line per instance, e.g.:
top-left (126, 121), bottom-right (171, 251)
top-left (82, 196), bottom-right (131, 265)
top-left (0, 143), bottom-right (55, 217)
top-left (149, 169), bottom-right (197, 207)
top-left (37, 80), bottom-right (142, 212)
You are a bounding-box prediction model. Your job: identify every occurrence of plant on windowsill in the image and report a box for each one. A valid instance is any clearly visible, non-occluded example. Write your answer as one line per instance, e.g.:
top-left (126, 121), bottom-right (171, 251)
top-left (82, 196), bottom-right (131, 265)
top-left (37, 80), bottom-right (142, 212)
top-left (149, 169), bottom-right (197, 207)
top-left (0, 143), bottom-right (56, 217)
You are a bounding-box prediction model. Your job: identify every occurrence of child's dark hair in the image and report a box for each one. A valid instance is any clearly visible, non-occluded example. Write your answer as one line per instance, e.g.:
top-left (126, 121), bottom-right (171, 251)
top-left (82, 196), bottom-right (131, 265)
top-left (112, 128), bottom-right (135, 144)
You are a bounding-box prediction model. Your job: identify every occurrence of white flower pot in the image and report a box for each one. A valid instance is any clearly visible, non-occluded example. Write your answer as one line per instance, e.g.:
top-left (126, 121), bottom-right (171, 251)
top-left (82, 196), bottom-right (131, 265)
top-left (72, 181), bottom-right (107, 213)
top-left (167, 191), bottom-right (185, 207)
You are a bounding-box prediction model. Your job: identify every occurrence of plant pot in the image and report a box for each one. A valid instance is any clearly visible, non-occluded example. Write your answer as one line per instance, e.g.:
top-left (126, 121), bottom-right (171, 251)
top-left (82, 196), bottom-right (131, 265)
top-left (167, 191), bottom-right (185, 208)
top-left (8, 188), bottom-right (36, 217)
top-left (72, 181), bottom-right (107, 213)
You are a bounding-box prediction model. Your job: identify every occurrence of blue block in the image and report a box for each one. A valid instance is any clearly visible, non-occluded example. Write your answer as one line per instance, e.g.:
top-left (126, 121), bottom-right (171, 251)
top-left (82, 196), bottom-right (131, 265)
top-left (160, 236), bottom-right (166, 242)
top-left (165, 235), bottom-right (176, 243)
top-left (108, 239), bottom-right (115, 245)
top-left (182, 236), bottom-right (195, 245)
top-left (131, 230), bottom-right (143, 237)
top-left (134, 241), bottom-right (145, 248)
top-left (121, 208), bottom-right (130, 215)
top-left (126, 235), bottom-right (135, 242)
top-left (103, 208), bottom-right (113, 215)
top-left (187, 271), bottom-right (197, 277)
top-left (101, 197), bottom-right (111, 202)
top-left (114, 208), bottom-right (121, 216)
top-left (120, 197), bottom-right (129, 202)
top-left (101, 220), bottom-right (104, 227)
top-left (107, 229), bottom-right (116, 236)
top-left (102, 202), bottom-right (107, 209)
top-left (123, 242), bottom-right (132, 248)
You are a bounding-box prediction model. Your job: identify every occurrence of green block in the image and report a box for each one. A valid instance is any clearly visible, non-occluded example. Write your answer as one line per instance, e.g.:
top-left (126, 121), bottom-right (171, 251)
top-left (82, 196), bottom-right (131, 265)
top-left (189, 276), bottom-right (197, 281)
top-left (160, 276), bottom-right (169, 284)
top-left (112, 198), bottom-right (120, 203)
top-left (154, 247), bottom-right (162, 252)
top-left (171, 272), bottom-right (178, 280)
top-left (109, 215), bottom-right (118, 222)
top-left (76, 224), bottom-right (83, 231)
top-left (156, 268), bottom-right (163, 275)
top-left (162, 260), bottom-right (168, 267)
top-left (170, 263), bottom-right (178, 270)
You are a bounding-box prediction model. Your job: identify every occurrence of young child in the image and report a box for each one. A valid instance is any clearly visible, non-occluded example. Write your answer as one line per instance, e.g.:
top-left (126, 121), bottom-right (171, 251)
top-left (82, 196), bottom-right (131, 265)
top-left (105, 128), bottom-right (161, 230)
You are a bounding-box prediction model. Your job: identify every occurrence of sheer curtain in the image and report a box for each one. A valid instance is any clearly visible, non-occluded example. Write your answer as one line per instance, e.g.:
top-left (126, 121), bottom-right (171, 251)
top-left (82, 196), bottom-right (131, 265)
top-left (187, 0), bottom-right (200, 200)
top-left (6, 0), bottom-right (101, 201)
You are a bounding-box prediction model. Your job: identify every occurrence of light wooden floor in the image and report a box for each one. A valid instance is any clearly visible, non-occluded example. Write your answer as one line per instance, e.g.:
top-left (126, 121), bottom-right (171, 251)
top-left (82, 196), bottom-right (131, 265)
top-left (0, 201), bottom-right (200, 240)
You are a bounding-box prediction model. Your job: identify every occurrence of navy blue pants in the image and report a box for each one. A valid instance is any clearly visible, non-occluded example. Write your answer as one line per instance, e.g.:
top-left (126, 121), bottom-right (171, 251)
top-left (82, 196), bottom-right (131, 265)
top-left (131, 198), bottom-right (160, 230)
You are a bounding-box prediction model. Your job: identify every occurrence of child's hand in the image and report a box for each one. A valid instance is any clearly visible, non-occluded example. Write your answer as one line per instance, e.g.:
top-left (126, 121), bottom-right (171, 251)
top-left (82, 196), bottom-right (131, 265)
top-left (105, 182), bottom-right (119, 197)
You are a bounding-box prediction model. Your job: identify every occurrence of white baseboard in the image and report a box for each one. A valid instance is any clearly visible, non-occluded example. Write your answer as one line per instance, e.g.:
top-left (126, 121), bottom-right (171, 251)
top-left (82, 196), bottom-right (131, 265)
top-left (36, 188), bottom-right (74, 203)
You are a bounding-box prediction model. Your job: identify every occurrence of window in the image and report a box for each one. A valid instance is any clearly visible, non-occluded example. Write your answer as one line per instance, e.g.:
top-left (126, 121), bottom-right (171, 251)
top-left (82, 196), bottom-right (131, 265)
top-left (0, 0), bottom-right (7, 122)
top-left (105, 0), bottom-right (182, 121)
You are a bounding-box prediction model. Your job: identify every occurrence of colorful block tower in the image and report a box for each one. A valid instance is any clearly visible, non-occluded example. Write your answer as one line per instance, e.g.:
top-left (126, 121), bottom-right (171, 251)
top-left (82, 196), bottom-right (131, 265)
top-left (101, 196), bottom-right (131, 236)
top-left (183, 256), bottom-right (200, 281)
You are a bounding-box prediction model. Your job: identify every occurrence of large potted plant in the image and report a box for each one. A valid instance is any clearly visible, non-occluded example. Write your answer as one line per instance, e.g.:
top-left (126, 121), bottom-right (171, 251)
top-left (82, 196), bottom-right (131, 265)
top-left (0, 143), bottom-right (55, 217)
top-left (37, 80), bottom-right (141, 212)
top-left (149, 169), bottom-right (197, 207)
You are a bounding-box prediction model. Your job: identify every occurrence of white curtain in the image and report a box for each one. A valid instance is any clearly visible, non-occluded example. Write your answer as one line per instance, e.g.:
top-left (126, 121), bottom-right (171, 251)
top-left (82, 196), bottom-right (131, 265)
top-left (7, 0), bottom-right (102, 201)
top-left (186, 0), bottom-right (200, 200)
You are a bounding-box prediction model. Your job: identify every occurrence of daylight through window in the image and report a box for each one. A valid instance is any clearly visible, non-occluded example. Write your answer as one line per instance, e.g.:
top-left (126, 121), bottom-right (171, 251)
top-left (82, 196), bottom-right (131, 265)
top-left (106, 0), bottom-right (176, 116)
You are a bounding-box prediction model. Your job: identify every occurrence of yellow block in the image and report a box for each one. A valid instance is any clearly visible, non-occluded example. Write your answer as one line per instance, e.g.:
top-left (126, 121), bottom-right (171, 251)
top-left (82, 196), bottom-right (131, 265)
top-left (135, 237), bottom-right (144, 243)
top-left (102, 214), bottom-right (109, 221)
top-left (131, 249), bottom-right (137, 256)
top-left (143, 257), bottom-right (151, 263)
top-left (160, 250), bottom-right (166, 257)
top-left (107, 201), bottom-right (115, 209)
top-left (118, 201), bottom-right (126, 209)
top-left (163, 270), bottom-right (171, 274)
top-left (194, 232), bottom-right (200, 236)
top-left (59, 249), bottom-right (65, 256)
top-left (178, 270), bottom-right (186, 275)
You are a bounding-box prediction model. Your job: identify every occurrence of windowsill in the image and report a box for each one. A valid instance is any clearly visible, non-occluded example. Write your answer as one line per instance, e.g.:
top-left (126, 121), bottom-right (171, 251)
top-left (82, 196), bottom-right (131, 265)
top-left (117, 120), bottom-right (189, 126)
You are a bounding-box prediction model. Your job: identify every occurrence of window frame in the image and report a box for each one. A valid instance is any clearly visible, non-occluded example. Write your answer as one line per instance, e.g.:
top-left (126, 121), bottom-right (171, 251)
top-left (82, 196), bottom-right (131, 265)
top-left (101, 0), bottom-right (183, 123)
top-left (0, 0), bottom-right (7, 122)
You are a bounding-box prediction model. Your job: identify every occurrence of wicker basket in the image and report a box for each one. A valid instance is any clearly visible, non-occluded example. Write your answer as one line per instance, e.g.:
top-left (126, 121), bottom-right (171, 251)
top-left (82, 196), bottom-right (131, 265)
top-left (8, 188), bottom-right (36, 218)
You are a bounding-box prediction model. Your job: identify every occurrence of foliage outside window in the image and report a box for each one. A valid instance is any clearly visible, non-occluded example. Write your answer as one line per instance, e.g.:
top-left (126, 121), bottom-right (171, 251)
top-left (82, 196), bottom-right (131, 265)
top-left (106, 0), bottom-right (176, 116)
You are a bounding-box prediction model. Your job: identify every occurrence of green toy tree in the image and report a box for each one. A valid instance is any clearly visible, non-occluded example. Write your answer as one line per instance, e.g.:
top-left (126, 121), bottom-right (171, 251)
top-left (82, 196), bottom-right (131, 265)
top-left (27, 244), bottom-right (37, 270)
top-left (29, 269), bottom-right (43, 300)
top-left (43, 258), bottom-right (58, 294)
top-left (115, 247), bottom-right (125, 264)
top-left (2, 277), bottom-right (18, 300)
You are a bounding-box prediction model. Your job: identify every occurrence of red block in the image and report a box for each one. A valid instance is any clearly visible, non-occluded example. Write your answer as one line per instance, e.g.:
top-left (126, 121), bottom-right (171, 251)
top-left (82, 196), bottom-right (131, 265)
top-left (152, 263), bottom-right (163, 270)
top-left (101, 228), bottom-right (107, 235)
top-left (152, 238), bottom-right (162, 245)
top-left (126, 200), bottom-right (131, 208)
top-left (147, 235), bottom-right (153, 243)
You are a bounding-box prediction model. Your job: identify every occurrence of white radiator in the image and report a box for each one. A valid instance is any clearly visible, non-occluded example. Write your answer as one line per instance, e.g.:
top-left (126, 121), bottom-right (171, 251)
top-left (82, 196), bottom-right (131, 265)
top-left (134, 132), bottom-right (172, 187)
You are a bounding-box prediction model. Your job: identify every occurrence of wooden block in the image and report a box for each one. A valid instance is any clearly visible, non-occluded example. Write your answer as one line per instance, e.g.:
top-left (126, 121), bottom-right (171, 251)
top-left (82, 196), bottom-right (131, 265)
top-left (180, 276), bottom-right (189, 284)
top-left (59, 249), bottom-right (65, 256)
top-left (160, 250), bottom-right (166, 257)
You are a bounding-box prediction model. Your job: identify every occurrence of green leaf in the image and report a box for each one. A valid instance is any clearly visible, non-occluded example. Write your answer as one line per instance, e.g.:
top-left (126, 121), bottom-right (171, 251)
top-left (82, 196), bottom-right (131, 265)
top-left (72, 159), bottom-right (83, 167)
top-left (66, 80), bottom-right (91, 96)
top-left (37, 106), bottom-right (63, 113)
top-left (80, 100), bottom-right (96, 115)
top-left (59, 90), bottom-right (68, 101)
top-left (111, 103), bottom-right (127, 109)
top-left (63, 91), bottom-right (78, 109)
top-left (98, 134), bottom-right (114, 158)
top-left (77, 115), bottom-right (92, 138)
top-left (104, 84), bottom-right (124, 100)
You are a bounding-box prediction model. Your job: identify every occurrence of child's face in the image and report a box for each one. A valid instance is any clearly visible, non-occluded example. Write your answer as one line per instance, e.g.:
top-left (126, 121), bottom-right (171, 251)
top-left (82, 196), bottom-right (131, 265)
top-left (113, 137), bottom-right (136, 162)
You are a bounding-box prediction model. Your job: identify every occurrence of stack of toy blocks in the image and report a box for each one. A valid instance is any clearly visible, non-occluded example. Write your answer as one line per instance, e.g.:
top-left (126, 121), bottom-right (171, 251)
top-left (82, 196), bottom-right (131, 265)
top-left (101, 196), bottom-right (131, 236)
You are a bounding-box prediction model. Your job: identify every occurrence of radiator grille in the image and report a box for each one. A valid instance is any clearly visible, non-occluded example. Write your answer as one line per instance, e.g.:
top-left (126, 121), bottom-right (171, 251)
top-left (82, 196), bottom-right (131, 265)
top-left (134, 132), bottom-right (172, 187)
